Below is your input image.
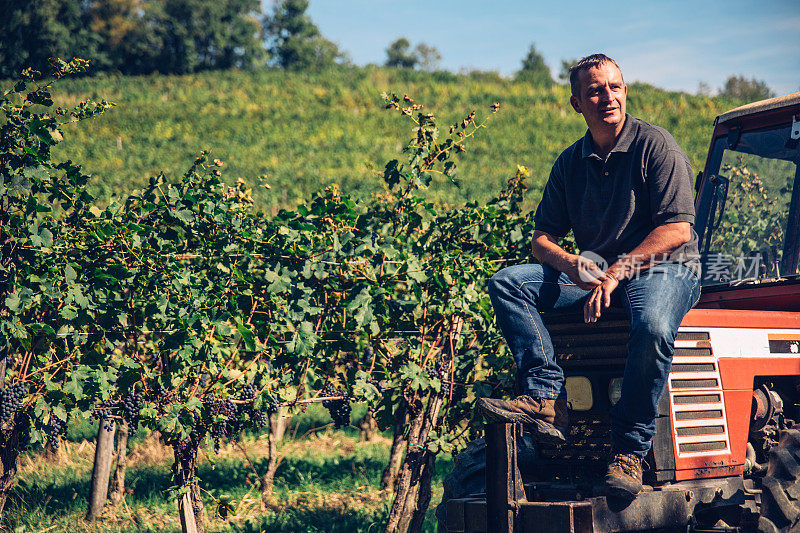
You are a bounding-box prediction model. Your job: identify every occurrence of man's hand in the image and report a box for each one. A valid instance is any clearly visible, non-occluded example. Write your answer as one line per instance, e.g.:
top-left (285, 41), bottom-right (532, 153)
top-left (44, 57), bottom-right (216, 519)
top-left (531, 231), bottom-right (608, 290)
top-left (584, 274), bottom-right (619, 323)
top-left (566, 254), bottom-right (607, 291)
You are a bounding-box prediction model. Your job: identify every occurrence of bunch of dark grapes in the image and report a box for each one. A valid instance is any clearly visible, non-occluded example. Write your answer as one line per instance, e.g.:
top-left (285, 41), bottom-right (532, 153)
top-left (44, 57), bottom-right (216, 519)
top-left (190, 414), bottom-right (209, 443)
top-left (203, 386), bottom-right (273, 453)
top-left (0, 383), bottom-right (29, 426)
top-left (46, 415), bottom-right (67, 450)
top-left (425, 360), bottom-right (451, 396)
top-left (91, 400), bottom-right (116, 431)
top-left (202, 397), bottom-right (221, 453)
top-left (250, 410), bottom-right (267, 427)
top-left (204, 396), bottom-right (239, 453)
top-left (151, 386), bottom-right (170, 404)
top-left (237, 383), bottom-right (271, 428)
top-left (210, 426), bottom-right (224, 453)
top-left (121, 391), bottom-right (144, 437)
top-left (265, 397), bottom-right (280, 415)
top-left (321, 385), bottom-right (351, 429)
top-left (239, 383), bottom-right (257, 401)
top-left (220, 399), bottom-right (239, 433)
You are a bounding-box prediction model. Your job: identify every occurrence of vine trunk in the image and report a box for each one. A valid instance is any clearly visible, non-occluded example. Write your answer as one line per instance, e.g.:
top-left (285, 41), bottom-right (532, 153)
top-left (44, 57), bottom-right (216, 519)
top-left (381, 404), bottom-right (408, 491)
top-left (260, 412), bottom-right (285, 507)
top-left (383, 390), bottom-right (445, 533)
top-left (173, 441), bottom-right (204, 533)
top-left (359, 410), bottom-right (379, 442)
top-left (109, 420), bottom-right (129, 506)
top-left (0, 423), bottom-right (21, 520)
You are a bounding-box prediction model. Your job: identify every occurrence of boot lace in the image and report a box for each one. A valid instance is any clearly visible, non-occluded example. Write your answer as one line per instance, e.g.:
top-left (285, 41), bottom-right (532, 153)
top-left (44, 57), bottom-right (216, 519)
top-left (609, 453), bottom-right (642, 477)
top-left (529, 396), bottom-right (546, 410)
top-left (517, 395), bottom-right (546, 410)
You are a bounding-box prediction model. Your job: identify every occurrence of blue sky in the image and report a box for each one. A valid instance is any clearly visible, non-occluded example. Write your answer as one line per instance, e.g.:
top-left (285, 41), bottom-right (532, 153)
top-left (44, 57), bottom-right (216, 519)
top-left (264, 0), bottom-right (800, 95)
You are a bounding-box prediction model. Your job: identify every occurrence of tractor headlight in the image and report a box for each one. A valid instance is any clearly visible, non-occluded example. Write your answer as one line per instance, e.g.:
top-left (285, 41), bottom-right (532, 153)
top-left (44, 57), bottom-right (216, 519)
top-left (608, 378), bottom-right (623, 406)
top-left (565, 376), bottom-right (593, 411)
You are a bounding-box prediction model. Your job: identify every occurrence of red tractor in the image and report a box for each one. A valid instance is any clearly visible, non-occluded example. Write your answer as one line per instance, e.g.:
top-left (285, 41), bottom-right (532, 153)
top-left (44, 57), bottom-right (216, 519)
top-left (439, 92), bottom-right (800, 532)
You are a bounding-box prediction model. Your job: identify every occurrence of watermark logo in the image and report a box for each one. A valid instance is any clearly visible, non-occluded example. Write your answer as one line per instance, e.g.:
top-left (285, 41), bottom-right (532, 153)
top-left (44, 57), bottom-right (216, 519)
top-left (575, 251), bottom-right (767, 282)
top-left (577, 251), bottom-right (608, 283)
top-left (702, 252), bottom-right (762, 282)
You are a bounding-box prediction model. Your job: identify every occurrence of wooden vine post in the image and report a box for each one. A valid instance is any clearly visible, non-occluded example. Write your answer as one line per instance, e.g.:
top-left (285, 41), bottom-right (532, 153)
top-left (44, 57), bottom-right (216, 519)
top-left (86, 419), bottom-right (116, 520)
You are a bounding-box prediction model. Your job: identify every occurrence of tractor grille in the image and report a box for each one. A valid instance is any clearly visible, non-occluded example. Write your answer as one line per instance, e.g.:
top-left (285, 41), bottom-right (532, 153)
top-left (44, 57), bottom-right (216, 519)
top-left (668, 340), bottom-right (731, 457)
top-left (535, 312), bottom-right (627, 482)
top-left (534, 312), bottom-right (728, 478)
top-left (548, 310), bottom-right (629, 369)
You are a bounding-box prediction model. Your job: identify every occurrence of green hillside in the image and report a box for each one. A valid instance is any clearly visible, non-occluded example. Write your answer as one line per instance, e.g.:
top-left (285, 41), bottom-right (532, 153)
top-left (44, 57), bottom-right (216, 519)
top-left (49, 66), bottom-right (734, 212)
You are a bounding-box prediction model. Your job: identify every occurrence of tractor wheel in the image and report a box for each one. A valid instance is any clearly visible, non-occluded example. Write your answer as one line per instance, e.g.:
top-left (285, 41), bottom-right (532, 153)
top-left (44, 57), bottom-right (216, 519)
top-left (435, 435), bottom-right (538, 531)
top-left (758, 429), bottom-right (800, 533)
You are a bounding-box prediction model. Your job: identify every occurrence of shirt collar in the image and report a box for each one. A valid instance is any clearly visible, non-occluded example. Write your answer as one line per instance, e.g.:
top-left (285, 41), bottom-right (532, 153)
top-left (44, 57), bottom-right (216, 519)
top-left (611, 113), bottom-right (635, 153)
top-left (580, 113), bottom-right (635, 159)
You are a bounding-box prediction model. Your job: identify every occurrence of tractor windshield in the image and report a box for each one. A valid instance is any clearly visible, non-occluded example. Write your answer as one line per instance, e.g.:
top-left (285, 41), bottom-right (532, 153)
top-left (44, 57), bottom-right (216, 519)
top-left (699, 121), bottom-right (800, 285)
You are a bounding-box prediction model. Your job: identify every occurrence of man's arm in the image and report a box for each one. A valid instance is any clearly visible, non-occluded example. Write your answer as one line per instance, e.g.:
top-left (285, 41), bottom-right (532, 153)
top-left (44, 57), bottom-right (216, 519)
top-left (606, 222), bottom-right (691, 280)
top-left (583, 222), bottom-right (691, 322)
top-left (532, 230), bottom-right (606, 291)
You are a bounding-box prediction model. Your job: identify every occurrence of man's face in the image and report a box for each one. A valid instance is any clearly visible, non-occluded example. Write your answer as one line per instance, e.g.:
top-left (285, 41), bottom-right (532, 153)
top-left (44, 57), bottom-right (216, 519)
top-left (570, 63), bottom-right (627, 131)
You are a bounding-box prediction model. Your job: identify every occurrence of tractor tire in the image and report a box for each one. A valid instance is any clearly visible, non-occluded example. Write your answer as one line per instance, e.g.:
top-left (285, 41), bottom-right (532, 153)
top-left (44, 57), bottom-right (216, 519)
top-left (435, 435), bottom-right (538, 531)
top-left (758, 429), bottom-right (800, 533)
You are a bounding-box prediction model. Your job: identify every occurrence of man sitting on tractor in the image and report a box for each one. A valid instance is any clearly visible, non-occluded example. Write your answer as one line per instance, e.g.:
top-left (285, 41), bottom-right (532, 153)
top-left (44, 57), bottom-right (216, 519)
top-left (477, 54), bottom-right (702, 500)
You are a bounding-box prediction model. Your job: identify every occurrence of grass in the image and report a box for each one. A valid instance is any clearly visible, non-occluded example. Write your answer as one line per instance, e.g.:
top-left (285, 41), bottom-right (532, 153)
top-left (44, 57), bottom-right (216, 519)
top-left (5, 406), bottom-right (453, 533)
top-left (44, 66), bottom-right (737, 214)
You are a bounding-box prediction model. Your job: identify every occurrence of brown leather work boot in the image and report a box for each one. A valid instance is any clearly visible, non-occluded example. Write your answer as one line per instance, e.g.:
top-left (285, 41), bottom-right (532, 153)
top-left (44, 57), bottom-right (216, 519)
top-left (476, 395), bottom-right (569, 444)
top-left (605, 450), bottom-right (644, 500)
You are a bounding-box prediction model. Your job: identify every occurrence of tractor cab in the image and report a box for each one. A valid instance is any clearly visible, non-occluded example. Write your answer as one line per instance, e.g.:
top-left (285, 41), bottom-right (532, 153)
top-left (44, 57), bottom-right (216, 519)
top-left (694, 93), bottom-right (800, 310)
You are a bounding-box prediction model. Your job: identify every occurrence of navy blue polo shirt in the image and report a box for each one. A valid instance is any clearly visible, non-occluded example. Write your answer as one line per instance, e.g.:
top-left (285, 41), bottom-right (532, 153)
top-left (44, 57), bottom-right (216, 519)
top-left (533, 114), bottom-right (700, 274)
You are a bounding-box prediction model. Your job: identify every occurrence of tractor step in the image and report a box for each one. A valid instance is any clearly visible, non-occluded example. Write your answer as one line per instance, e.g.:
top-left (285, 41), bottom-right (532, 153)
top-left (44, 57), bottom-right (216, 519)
top-left (445, 489), bottom-right (697, 533)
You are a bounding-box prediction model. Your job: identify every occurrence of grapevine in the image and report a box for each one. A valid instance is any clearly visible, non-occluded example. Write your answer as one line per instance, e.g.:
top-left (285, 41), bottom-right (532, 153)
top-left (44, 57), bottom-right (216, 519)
top-left (0, 60), bottom-right (526, 532)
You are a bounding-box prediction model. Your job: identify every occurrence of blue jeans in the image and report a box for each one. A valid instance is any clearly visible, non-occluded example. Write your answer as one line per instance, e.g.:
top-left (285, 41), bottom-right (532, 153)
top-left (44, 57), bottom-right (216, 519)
top-left (488, 262), bottom-right (701, 455)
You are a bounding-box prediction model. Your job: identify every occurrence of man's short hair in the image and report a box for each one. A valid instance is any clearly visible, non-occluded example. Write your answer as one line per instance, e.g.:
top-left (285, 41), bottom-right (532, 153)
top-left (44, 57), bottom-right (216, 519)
top-left (568, 54), bottom-right (623, 97)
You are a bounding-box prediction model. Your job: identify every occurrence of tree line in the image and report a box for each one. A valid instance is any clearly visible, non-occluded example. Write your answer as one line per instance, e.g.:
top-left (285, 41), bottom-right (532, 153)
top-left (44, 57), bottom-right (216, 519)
top-left (0, 0), bottom-right (543, 81)
top-left (0, 0), bottom-right (344, 77)
top-left (0, 1), bottom-right (776, 99)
